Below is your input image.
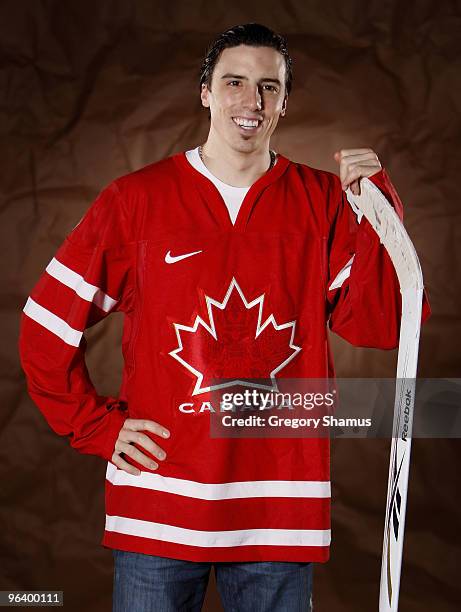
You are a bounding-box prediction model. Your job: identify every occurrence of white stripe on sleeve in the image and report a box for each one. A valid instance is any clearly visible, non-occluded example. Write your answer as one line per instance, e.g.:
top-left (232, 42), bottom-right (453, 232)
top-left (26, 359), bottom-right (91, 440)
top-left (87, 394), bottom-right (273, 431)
top-left (23, 297), bottom-right (83, 347)
top-left (46, 257), bottom-right (118, 312)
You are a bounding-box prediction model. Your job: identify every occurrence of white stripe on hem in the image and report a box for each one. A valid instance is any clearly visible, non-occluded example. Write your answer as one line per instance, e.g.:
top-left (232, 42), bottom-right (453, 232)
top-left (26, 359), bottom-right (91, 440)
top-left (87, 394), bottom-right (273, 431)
top-left (23, 297), bottom-right (83, 347)
top-left (105, 514), bottom-right (331, 548)
top-left (46, 257), bottom-right (118, 312)
top-left (106, 462), bottom-right (331, 500)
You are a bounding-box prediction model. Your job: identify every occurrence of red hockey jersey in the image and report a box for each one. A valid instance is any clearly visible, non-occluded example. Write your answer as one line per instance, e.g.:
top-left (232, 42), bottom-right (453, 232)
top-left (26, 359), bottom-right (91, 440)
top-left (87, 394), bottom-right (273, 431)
top-left (18, 151), bottom-right (431, 562)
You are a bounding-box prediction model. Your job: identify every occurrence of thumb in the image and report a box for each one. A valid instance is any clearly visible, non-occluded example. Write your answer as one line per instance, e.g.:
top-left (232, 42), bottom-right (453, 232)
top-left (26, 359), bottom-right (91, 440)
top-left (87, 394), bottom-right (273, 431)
top-left (333, 151), bottom-right (340, 162)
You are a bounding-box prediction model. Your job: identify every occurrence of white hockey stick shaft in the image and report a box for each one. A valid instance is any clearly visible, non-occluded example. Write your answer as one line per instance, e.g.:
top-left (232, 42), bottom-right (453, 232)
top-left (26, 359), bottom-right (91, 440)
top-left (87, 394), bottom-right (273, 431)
top-left (346, 179), bottom-right (424, 612)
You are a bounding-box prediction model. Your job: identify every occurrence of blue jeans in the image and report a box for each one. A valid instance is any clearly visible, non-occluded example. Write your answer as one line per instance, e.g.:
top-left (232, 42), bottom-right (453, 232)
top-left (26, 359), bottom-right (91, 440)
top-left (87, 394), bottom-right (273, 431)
top-left (112, 549), bottom-right (313, 612)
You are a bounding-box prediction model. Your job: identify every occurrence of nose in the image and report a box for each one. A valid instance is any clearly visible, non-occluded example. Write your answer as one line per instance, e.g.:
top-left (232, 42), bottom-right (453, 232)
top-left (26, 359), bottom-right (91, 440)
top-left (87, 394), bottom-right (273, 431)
top-left (243, 84), bottom-right (263, 111)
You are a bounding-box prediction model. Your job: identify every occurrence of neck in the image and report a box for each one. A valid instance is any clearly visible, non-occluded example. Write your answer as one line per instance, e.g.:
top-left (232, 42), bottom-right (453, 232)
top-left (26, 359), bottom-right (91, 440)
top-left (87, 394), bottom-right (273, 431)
top-left (199, 135), bottom-right (274, 188)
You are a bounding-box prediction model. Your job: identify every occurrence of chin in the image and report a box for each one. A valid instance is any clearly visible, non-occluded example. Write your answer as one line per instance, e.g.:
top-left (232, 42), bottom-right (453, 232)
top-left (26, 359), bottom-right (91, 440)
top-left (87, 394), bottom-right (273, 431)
top-left (234, 137), bottom-right (258, 149)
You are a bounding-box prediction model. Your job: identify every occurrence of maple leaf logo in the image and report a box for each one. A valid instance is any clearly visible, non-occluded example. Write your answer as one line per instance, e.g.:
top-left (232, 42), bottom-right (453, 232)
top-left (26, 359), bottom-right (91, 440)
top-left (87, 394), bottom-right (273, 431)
top-left (168, 277), bottom-right (302, 395)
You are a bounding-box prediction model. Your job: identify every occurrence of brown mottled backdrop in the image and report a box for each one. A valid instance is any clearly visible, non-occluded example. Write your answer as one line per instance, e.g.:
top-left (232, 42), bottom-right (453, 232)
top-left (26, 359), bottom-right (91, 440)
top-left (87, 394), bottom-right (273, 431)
top-left (1, 1), bottom-right (459, 611)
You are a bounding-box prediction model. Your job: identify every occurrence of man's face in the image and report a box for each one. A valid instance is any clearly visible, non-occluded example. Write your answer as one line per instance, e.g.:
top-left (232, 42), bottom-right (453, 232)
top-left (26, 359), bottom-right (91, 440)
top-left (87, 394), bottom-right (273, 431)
top-left (200, 45), bottom-right (288, 154)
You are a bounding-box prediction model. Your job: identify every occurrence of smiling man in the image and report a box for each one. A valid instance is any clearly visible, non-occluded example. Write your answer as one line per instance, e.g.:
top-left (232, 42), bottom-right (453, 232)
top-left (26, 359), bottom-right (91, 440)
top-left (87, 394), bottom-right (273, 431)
top-left (197, 43), bottom-right (287, 189)
top-left (19, 22), bottom-right (431, 612)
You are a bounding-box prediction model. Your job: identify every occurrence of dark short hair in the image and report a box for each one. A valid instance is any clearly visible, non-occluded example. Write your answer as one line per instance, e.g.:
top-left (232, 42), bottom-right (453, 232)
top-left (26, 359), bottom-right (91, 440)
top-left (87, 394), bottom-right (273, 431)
top-left (199, 23), bottom-right (293, 99)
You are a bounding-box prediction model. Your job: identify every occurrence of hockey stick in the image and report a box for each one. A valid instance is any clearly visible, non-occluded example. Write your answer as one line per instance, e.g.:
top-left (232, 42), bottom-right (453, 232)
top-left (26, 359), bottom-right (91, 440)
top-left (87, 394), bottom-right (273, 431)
top-left (346, 178), bottom-right (424, 612)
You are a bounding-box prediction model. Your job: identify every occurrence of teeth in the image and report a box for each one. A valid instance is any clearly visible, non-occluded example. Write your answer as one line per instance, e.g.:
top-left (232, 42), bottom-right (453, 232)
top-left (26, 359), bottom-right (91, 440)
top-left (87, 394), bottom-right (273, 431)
top-left (233, 117), bottom-right (259, 128)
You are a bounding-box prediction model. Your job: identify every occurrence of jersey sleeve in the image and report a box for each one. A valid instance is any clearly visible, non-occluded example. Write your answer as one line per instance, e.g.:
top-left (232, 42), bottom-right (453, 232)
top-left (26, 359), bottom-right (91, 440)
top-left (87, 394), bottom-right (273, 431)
top-left (18, 181), bottom-right (135, 461)
top-left (325, 168), bottom-right (431, 348)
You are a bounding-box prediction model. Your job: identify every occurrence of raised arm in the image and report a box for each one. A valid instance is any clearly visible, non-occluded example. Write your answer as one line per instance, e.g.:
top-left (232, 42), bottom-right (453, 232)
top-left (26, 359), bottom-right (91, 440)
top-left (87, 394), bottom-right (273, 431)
top-left (326, 150), bottom-right (431, 347)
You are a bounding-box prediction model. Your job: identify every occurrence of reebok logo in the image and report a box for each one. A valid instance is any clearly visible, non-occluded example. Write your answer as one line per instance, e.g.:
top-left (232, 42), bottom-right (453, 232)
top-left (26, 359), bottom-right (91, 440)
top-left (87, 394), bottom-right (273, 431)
top-left (165, 249), bottom-right (203, 264)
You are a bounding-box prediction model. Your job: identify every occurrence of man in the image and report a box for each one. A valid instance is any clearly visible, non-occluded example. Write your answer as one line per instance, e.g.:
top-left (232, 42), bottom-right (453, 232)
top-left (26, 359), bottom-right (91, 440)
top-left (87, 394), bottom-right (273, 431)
top-left (19, 23), bottom-right (430, 612)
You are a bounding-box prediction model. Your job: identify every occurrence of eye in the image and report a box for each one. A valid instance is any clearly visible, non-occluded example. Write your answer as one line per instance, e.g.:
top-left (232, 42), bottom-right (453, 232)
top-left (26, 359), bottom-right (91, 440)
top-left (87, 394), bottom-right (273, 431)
top-left (228, 80), bottom-right (241, 86)
top-left (263, 84), bottom-right (278, 92)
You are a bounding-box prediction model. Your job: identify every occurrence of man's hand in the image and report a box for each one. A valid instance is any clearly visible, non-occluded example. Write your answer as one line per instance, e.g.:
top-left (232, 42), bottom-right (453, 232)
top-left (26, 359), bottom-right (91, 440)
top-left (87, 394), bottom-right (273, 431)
top-left (112, 418), bottom-right (171, 476)
top-left (334, 148), bottom-right (382, 195)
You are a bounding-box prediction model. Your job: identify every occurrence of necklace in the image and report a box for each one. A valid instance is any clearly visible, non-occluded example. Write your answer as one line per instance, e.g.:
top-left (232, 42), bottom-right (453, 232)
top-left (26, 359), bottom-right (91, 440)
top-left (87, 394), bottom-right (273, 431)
top-left (198, 145), bottom-right (276, 172)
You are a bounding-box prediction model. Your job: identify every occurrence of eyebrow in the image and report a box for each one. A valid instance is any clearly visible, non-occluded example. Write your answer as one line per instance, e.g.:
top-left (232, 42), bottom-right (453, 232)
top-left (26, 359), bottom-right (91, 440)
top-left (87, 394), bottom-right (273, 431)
top-left (220, 73), bottom-right (282, 86)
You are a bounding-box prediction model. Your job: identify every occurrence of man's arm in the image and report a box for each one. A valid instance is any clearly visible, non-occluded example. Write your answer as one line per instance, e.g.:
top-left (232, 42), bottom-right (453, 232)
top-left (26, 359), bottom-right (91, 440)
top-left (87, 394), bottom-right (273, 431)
top-left (18, 182), bottom-right (135, 461)
top-left (326, 155), bottom-right (431, 348)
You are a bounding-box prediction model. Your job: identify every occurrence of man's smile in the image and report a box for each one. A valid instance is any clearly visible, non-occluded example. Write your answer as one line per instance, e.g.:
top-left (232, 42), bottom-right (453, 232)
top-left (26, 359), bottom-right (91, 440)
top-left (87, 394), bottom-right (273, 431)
top-left (232, 116), bottom-right (263, 132)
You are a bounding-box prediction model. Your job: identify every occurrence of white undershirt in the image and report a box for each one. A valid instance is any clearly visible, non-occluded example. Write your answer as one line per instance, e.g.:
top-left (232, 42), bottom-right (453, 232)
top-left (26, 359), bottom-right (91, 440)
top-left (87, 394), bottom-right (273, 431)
top-left (185, 146), bottom-right (277, 225)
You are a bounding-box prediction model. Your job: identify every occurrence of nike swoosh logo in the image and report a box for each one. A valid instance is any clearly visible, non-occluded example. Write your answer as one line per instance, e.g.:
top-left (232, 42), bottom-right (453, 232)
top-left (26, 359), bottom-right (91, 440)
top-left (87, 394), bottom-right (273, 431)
top-left (165, 249), bottom-right (203, 264)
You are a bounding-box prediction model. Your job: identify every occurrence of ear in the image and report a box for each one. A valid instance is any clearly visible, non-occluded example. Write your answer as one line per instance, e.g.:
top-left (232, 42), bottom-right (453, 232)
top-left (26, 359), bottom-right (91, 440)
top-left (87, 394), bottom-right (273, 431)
top-left (280, 94), bottom-right (288, 117)
top-left (201, 83), bottom-right (210, 108)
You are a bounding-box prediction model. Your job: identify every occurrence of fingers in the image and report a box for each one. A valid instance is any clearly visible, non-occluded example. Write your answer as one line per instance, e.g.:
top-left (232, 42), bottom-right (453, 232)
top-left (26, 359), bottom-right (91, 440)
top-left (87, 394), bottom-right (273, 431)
top-left (117, 429), bottom-right (167, 462)
top-left (334, 148), bottom-right (382, 192)
top-left (111, 451), bottom-right (143, 476)
top-left (335, 148), bottom-right (377, 158)
top-left (115, 439), bottom-right (161, 472)
top-left (124, 418), bottom-right (170, 440)
top-left (113, 418), bottom-right (171, 476)
top-left (343, 164), bottom-right (376, 195)
top-left (350, 178), bottom-right (360, 196)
